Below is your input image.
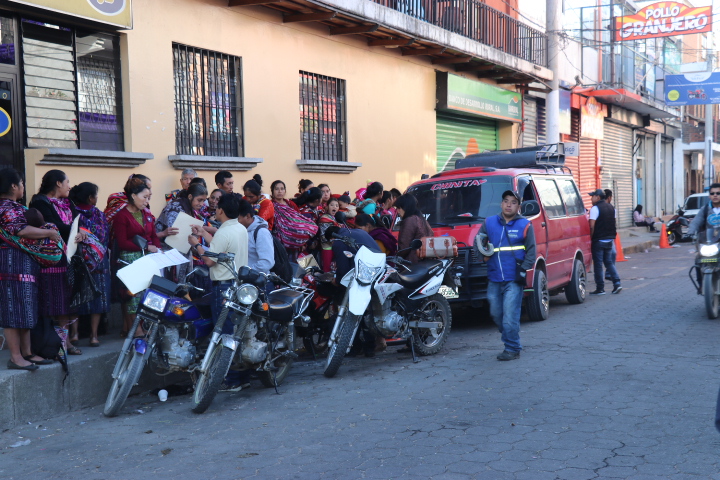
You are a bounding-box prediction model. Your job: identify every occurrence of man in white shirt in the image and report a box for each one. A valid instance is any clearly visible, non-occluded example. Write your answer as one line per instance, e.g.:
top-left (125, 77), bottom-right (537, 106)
top-left (189, 193), bottom-right (248, 321)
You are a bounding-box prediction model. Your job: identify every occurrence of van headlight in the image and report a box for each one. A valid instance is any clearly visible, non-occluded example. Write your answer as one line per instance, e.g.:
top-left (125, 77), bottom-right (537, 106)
top-left (700, 244), bottom-right (719, 257)
top-left (356, 259), bottom-right (382, 284)
top-left (236, 284), bottom-right (259, 305)
top-left (143, 291), bottom-right (168, 312)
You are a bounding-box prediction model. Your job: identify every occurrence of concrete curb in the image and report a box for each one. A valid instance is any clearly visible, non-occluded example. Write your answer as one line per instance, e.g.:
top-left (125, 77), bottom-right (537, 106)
top-left (622, 239), bottom-right (659, 255)
top-left (0, 338), bottom-right (184, 430)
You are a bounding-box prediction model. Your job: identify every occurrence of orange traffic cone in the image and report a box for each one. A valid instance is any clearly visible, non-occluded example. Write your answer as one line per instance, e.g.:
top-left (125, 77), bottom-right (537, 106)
top-left (614, 233), bottom-right (627, 262)
top-left (659, 223), bottom-right (672, 249)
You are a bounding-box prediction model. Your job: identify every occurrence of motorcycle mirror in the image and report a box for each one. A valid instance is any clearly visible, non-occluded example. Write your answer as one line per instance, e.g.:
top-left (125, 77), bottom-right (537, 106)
top-left (190, 266), bottom-right (209, 277)
top-left (335, 211), bottom-right (347, 224)
top-left (410, 238), bottom-right (423, 250)
top-left (132, 235), bottom-right (148, 251)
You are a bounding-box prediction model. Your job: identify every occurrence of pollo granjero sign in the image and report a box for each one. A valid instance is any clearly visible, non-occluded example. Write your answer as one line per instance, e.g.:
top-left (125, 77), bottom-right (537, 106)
top-left (614, 1), bottom-right (711, 41)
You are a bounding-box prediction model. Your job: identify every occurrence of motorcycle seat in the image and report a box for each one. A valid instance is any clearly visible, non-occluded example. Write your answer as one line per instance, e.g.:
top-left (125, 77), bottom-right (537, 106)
top-left (268, 289), bottom-right (305, 322)
top-left (396, 259), bottom-right (443, 289)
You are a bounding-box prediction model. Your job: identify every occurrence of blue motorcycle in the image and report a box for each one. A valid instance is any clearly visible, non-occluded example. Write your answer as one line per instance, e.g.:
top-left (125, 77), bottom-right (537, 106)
top-left (103, 239), bottom-right (230, 417)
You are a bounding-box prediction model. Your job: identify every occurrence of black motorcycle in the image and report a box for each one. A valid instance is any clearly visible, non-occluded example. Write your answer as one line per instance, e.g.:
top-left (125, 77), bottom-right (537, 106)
top-left (667, 208), bottom-right (691, 245)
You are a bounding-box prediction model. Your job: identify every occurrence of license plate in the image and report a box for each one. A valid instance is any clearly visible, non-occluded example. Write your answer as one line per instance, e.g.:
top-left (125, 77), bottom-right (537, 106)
top-left (439, 285), bottom-right (459, 299)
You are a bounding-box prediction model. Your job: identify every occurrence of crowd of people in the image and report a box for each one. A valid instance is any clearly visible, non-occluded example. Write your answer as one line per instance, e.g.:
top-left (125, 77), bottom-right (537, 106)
top-left (0, 166), bottom-right (433, 371)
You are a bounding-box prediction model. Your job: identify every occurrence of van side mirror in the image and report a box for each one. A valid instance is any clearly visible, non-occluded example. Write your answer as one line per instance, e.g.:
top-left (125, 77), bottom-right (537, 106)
top-left (410, 238), bottom-right (423, 250)
top-left (521, 200), bottom-right (540, 217)
top-left (132, 235), bottom-right (148, 251)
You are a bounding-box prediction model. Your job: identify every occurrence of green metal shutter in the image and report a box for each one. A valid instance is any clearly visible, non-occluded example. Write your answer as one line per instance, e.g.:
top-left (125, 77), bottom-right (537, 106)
top-left (436, 113), bottom-right (498, 172)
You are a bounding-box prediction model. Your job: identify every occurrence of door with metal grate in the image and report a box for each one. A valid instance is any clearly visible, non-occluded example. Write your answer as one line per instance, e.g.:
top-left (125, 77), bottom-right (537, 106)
top-left (522, 98), bottom-right (537, 147)
top-left (601, 121), bottom-right (634, 228)
top-left (436, 113), bottom-right (498, 172)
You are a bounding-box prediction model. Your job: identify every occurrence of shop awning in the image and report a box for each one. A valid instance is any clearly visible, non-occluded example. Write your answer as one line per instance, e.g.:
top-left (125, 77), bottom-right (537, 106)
top-left (587, 88), bottom-right (678, 119)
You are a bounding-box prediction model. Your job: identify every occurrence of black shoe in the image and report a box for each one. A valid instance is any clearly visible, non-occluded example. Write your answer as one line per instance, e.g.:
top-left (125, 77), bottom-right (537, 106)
top-left (497, 350), bottom-right (520, 361)
top-left (24, 355), bottom-right (53, 365)
top-left (612, 285), bottom-right (622, 294)
top-left (7, 360), bottom-right (39, 371)
top-left (590, 289), bottom-right (606, 295)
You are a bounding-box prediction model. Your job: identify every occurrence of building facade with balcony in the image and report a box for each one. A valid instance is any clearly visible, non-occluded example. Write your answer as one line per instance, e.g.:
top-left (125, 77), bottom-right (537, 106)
top-left (0, 0), bottom-right (551, 212)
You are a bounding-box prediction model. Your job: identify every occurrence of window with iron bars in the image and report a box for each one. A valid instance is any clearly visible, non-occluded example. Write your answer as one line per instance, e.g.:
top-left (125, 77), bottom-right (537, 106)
top-left (173, 44), bottom-right (242, 157)
top-left (299, 71), bottom-right (347, 162)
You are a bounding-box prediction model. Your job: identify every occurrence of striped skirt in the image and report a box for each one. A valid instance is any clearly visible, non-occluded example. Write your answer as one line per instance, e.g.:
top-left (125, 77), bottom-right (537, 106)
top-left (38, 256), bottom-right (75, 317)
top-left (0, 245), bottom-right (40, 329)
top-left (77, 256), bottom-right (111, 315)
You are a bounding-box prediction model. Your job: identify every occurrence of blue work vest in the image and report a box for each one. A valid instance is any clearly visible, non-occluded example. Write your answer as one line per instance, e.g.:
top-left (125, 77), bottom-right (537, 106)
top-left (485, 214), bottom-right (530, 283)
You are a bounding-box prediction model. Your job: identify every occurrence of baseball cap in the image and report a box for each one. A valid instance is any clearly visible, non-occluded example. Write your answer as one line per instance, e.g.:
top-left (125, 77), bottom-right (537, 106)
top-left (587, 189), bottom-right (606, 198)
top-left (502, 190), bottom-right (521, 201)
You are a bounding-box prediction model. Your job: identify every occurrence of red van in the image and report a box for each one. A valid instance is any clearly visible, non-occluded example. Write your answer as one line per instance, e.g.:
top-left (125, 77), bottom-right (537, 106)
top-left (400, 144), bottom-right (592, 321)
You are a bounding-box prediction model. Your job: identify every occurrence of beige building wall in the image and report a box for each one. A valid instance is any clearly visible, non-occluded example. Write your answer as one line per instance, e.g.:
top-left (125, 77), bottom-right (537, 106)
top-left (25, 0), bottom-right (520, 214)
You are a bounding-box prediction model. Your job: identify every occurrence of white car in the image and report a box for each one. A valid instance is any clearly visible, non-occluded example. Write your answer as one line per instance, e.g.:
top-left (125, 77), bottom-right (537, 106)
top-left (683, 193), bottom-right (710, 220)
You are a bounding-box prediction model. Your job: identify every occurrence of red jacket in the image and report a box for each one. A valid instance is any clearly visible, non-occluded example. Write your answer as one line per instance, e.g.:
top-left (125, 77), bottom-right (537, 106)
top-left (112, 206), bottom-right (161, 252)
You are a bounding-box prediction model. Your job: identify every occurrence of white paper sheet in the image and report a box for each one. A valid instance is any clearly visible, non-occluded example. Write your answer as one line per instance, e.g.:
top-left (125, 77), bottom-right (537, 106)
top-left (116, 249), bottom-right (189, 294)
top-left (164, 212), bottom-right (205, 254)
top-left (116, 256), bottom-right (162, 295)
top-left (65, 216), bottom-right (80, 261)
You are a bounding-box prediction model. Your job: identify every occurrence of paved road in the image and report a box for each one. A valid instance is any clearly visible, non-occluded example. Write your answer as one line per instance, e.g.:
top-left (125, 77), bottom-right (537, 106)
top-left (2, 246), bottom-right (720, 479)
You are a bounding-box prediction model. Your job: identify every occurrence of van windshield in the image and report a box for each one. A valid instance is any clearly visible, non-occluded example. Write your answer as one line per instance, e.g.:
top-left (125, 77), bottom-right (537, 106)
top-left (685, 195), bottom-right (709, 210)
top-left (406, 175), bottom-right (513, 226)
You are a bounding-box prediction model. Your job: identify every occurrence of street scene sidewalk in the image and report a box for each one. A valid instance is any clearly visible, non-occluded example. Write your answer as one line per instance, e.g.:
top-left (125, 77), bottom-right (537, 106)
top-left (0, 226), bottom-right (667, 431)
top-left (2, 245), bottom-right (718, 479)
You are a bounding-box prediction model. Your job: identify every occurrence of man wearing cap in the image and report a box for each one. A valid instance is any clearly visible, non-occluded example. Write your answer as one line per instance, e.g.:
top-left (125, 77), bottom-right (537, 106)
top-left (476, 190), bottom-right (536, 361)
top-left (588, 189), bottom-right (621, 295)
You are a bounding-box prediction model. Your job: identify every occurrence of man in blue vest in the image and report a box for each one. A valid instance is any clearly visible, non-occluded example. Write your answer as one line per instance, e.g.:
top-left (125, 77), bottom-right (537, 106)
top-left (476, 190), bottom-right (536, 361)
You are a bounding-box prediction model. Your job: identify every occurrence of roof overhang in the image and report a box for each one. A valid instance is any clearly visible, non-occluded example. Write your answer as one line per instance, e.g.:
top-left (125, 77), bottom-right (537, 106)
top-left (587, 88), bottom-right (679, 119)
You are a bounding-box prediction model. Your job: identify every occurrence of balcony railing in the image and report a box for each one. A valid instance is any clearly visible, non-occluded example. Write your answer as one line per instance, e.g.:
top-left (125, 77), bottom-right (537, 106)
top-left (682, 121), bottom-right (720, 143)
top-left (371, 0), bottom-right (547, 66)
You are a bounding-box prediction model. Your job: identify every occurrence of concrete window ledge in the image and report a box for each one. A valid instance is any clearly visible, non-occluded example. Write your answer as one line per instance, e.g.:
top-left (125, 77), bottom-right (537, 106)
top-left (296, 159), bottom-right (362, 173)
top-left (37, 148), bottom-right (153, 168)
top-left (168, 155), bottom-right (263, 171)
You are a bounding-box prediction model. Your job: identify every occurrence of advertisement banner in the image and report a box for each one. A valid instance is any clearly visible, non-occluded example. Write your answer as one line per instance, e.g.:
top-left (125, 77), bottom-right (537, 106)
top-left (614, 1), bottom-right (711, 42)
top-left (665, 72), bottom-right (720, 106)
top-left (581, 98), bottom-right (606, 140)
top-left (559, 90), bottom-right (571, 135)
top-left (9, 0), bottom-right (132, 29)
top-left (437, 72), bottom-right (522, 123)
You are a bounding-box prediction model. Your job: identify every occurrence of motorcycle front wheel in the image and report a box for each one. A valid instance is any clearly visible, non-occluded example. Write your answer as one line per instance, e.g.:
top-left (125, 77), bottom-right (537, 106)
top-left (412, 294), bottom-right (452, 356)
top-left (191, 343), bottom-right (234, 414)
top-left (323, 312), bottom-right (360, 378)
top-left (668, 230), bottom-right (677, 245)
top-left (103, 347), bottom-right (146, 417)
top-left (704, 271), bottom-right (720, 319)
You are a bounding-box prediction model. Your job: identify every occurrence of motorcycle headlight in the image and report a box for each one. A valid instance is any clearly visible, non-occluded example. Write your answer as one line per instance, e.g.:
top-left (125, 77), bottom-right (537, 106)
top-left (700, 244), bottom-right (719, 257)
top-left (356, 259), bottom-right (382, 284)
top-left (236, 284), bottom-right (259, 305)
top-left (143, 291), bottom-right (169, 312)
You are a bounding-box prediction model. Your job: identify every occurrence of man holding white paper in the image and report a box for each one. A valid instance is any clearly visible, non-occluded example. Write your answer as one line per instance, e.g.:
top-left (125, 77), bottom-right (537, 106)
top-left (188, 193), bottom-right (248, 323)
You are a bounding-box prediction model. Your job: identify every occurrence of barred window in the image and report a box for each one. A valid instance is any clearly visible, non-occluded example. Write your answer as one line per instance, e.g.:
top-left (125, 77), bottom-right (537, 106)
top-left (299, 71), bottom-right (347, 162)
top-left (173, 44), bottom-right (242, 157)
top-left (22, 21), bottom-right (123, 150)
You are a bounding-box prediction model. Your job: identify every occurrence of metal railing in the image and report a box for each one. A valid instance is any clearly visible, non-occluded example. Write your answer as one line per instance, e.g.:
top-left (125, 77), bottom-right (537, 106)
top-left (371, 0), bottom-right (547, 66)
top-left (682, 121), bottom-right (720, 144)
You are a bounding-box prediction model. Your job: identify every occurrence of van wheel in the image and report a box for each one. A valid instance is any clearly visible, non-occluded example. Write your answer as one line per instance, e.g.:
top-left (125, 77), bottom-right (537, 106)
top-left (565, 259), bottom-right (587, 305)
top-left (527, 269), bottom-right (549, 321)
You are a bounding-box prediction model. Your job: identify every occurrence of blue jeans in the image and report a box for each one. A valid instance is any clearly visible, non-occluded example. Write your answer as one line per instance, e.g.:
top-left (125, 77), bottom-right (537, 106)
top-left (487, 281), bottom-right (523, 353)
top-left (592, 240), bottom-right (620, 290)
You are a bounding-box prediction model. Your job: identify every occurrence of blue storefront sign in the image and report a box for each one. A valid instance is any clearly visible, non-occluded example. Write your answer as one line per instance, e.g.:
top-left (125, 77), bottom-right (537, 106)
top-left (665, 72), bottom-right (720, 105)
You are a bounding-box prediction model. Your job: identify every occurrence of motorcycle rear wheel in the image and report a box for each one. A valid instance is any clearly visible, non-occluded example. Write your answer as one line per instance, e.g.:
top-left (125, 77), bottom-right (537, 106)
top-left (704, 272), bottom-right (720, 319)
top-left (323, 312), bottom-right (359, 378)
top-left (412, 294), bottom-right (452, 356)
top-left (103, 348), bottom-right (145, 417)
top-left (191, 344), bottom-right (234, 414)
top-left (260, 326), bottom-right (295, 388)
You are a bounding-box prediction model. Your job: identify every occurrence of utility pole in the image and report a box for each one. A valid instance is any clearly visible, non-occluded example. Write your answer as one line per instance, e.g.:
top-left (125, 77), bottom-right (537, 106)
top-left (706, 50), bottom-right (715, 190)
top-left (546, 0), bottom-right (561, 144)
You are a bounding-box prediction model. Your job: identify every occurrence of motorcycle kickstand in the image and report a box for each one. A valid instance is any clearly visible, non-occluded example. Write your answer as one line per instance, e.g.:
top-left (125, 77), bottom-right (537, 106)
top-left (409, 338), bottom-right (419, 364)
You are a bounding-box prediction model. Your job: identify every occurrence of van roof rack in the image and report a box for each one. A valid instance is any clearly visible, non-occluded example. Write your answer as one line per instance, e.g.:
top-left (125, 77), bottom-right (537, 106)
top-left (456, 143), bottom-right (566, 171)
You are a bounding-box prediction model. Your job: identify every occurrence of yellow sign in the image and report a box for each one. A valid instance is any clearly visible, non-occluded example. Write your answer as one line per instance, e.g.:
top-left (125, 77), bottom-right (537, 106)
top-left (9, 0), bottom-right (132, 29)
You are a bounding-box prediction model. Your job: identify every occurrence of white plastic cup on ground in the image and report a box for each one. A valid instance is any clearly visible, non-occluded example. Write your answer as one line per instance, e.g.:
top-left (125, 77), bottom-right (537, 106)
top-left (158, 389), bottom-right (168, 402)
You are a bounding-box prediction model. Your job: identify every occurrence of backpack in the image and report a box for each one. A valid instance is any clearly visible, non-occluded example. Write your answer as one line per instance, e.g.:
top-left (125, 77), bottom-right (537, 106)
top-left (30, 315), bottom-right (68, 376)
top-left (253, 225), bottom-right (293, 283)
